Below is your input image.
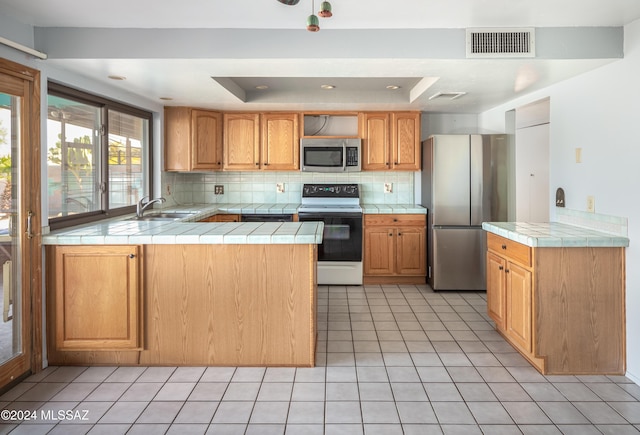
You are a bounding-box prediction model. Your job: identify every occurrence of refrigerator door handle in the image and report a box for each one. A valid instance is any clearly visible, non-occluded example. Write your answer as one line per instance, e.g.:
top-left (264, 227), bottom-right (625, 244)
top-left (470, 135), bottom-right (484, 226)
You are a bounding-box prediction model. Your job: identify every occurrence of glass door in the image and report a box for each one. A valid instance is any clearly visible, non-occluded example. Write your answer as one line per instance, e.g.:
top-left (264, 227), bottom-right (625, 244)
top-left (0, 59), bottom-right (41, 389)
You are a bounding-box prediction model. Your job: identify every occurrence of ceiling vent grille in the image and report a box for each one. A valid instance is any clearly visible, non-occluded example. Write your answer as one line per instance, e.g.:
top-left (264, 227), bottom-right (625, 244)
top-left (428, 92), bottom-right (467, 101)
top-left (466, 28), bottom-right (535, 58)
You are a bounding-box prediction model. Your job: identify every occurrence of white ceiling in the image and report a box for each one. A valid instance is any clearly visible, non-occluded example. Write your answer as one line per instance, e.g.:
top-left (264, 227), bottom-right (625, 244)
top-left (2, 0), bottom-right (640, 113)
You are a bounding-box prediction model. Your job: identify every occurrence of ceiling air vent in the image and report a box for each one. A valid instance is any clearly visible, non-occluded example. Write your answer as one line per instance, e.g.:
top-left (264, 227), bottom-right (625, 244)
top-left (428, 92), bottom-right (467, 101)
top-left (466, 28), bottom-right (535, 58)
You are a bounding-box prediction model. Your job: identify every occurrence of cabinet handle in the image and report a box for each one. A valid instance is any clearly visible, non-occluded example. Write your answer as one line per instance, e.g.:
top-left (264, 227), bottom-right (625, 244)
top-left (129, 254), bottom-right (135, 259)
top-left (388, 233), bottom-right (393, 236)
top-left (501, 244), bottom-right (507, 249)
top-left (505, 269), bottom-right (510, 273)
top-left (498, 265), bottom-right (504, 270)
top-left (398, 232), bottom-right (402, 236)
top-left (264, 162), bottom-right (269, 166)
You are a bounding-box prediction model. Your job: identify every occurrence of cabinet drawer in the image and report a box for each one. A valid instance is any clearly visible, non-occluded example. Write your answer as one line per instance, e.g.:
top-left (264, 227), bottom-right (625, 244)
top-left (365, 214), bottom-right (426, 227)
top-left (487, 233), bottom-right (531, 267)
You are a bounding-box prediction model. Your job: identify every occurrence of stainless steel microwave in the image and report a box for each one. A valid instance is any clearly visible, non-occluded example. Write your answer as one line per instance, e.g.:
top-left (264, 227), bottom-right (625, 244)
top-left (300, 138), bottom-right (361, 172)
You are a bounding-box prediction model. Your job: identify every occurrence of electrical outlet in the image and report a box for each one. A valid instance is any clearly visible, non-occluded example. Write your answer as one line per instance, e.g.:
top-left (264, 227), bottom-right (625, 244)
top-left (276, 183), bottom-right (285, 193)
top-left (384, 183), bottom-right (393, 193)
top-left (586, 195), bottom-right (595, 213)
top-left (214, 185), bottom-right (224, 195)
top-left (165, 184), bottom-right (172, 196)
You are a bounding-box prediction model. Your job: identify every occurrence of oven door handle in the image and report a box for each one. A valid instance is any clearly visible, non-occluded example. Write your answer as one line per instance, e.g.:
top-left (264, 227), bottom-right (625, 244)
top-left (298, 212), bottom-right (363, 220)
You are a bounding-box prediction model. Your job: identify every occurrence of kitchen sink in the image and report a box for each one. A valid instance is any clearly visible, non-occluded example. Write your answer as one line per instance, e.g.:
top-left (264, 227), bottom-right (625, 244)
top-left (128, 212), bottom-right (195, 221)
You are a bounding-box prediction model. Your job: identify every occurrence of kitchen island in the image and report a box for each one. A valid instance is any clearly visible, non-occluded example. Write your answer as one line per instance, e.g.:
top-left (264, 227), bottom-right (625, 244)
top-left (43, 207), bottom-right (322, 367)
top-left (483, 221), bottom-right (628, 375)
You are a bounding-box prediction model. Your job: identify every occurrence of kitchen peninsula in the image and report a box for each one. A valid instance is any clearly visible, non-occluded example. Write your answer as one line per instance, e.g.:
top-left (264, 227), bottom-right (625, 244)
top-left (483, 220), bottom-right (629, 375)
top-left (43, 205), bottom-right (322, 367)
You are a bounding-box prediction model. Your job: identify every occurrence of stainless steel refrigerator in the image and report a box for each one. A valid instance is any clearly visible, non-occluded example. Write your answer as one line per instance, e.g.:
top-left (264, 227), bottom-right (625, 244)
top-left (421, 134), bottom-right (509, 290)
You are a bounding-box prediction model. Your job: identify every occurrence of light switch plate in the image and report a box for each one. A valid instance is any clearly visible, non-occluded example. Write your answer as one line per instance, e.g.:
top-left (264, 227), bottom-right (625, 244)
top-left (587, 195), bottom-right (595, 213)
top-left (276, 183), bottom-right (285, 193)
top-left (384, 183), bottom-right (393, 193)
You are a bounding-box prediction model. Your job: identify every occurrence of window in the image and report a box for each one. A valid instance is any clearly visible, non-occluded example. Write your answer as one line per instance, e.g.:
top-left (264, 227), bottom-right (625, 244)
top-left (47, 83), bottom-right (152, 228)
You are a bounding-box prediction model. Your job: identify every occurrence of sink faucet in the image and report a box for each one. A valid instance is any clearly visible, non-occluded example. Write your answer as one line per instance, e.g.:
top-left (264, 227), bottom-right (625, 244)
top-left (136, 195), bottom-right (166, 218)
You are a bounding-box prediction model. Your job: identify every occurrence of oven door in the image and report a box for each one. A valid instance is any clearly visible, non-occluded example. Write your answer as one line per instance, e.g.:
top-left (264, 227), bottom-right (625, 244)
top-left (298, 212), bottom-right (362, 262)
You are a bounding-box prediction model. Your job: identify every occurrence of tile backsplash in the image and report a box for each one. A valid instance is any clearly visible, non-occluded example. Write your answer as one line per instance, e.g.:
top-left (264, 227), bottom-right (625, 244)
top-left (163, 171), bottom-right (416, 205)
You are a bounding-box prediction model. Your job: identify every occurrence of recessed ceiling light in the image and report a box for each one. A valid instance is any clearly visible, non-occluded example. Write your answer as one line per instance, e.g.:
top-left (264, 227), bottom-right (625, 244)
top-left (386, 85), bottom-right (401, 90)
top-left (107, 75), bottom-right (126, 81)
top-left (255, 85), bottom-right (269, 90)
top-left (320, 84), bottom-right (335, 90)
top-left (159, 97), bottom-right (173, 101)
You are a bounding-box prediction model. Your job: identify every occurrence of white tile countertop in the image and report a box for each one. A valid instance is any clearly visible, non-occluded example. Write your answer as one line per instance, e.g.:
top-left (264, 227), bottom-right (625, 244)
top-left (42, 203), bottom-right (427, 245)
top-left (42, 202), bottom-right (428, 246)
top-left (482, 221), bottom-right (630, 248)
top-left (42, 204), bottom-right (320, 245)
top-left (361, 204), bottom-right (427, 214)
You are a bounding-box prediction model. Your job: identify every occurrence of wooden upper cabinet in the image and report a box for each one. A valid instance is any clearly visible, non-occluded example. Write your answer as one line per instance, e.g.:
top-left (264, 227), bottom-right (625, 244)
top-left (192, 110), bottom-right (223, 170)
top-left (224, 112), bottom-right (298, 171)
top-left (391, 112), bottom-right (421, 170)
top-left (261, 113), bottom-right (300, 171)
top-left (360, 112), bottom-right (391, 170)
top-left (360, 112), bottom-right (421, 171)
top-left (223, 113), bottom-right (261, 170)
top-left (165, 107), bottom-right (222, 171)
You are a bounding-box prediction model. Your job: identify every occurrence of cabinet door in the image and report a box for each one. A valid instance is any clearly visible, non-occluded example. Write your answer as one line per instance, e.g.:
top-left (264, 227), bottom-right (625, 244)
top-left (192, 109), bottom-right (223, 170)
top-left (364, 227), bottom-right (395, 275)
top-left (164, 107), bottom-right (191, 171)
top-left (396, 227), bottom-right (426, 275)
top-left (53, 245), bottom-right (142, 350)
top-left (223, 113), bottom-right (261, 170)
top-left (391, 112), bottom-right (421, 170)
top-left (486, 251), bottom-right (507, 330)
top-left (360, 112), bottom-right (390, 171)
top-left (506, 261), bottom-right (532, 353)
top-left (261, 113), bottom-right (299, 170)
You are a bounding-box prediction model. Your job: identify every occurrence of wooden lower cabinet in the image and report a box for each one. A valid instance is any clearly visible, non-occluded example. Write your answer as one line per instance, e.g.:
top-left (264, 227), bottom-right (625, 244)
top-left (47, 245), bottom-right (143, 352)
top-left (198, 214), bottom-right (240, 222)
top-left (486, 251), bottom-right (506, 330)
top-left (486, 232), bottom-right (625, 375)
top-left (505, 262), bottom-right (532, 353)
top-left (47, 243), bottom-right (317, 367)
top-left (364, 214), bottom-right (426, 284)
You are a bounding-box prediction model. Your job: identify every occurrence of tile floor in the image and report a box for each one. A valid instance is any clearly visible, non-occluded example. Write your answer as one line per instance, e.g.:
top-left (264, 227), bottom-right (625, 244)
top-left (1, 284), bottom-right (639, 435)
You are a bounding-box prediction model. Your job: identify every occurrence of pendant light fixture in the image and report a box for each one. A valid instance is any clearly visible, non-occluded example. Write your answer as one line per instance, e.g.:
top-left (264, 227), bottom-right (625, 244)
top-left (277, 0), bottom-right (333, 32)
top-left (307, 0), bottom-right (320, 32)
top-left (318, 1), bottom-right (332, 17)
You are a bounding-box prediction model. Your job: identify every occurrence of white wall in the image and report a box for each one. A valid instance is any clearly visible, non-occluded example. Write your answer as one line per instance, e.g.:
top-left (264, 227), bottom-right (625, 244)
top-left (479, 18), bottom-right (640, 383)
